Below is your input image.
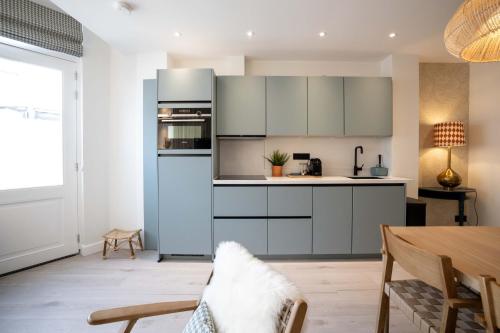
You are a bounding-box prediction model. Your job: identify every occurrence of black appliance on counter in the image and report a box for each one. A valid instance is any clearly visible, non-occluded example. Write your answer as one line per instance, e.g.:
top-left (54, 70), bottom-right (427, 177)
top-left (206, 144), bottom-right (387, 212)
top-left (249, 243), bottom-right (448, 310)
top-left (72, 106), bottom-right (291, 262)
top-left (308, 158), bottom-right (322, 176)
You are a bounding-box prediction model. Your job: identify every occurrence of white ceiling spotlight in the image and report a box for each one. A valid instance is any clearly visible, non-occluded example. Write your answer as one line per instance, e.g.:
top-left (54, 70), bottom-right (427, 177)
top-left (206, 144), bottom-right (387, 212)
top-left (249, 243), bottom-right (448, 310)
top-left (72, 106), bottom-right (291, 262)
top-left (113, 1), bottom-right (133, 14)
top-left (173, 31), bottom-right (182, 38)
top-left (389, 32), bottom-right (397, 38)
top-left (246, 30), bottom-right (254, 38)
top-left (318, 31), bottom-right (327, 38)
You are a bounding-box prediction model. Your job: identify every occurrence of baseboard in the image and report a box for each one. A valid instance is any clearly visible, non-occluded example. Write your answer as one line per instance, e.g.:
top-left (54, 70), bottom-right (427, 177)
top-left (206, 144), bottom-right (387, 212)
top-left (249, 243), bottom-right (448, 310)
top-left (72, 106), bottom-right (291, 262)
top-left (80, 241), bottom-right (102, 256)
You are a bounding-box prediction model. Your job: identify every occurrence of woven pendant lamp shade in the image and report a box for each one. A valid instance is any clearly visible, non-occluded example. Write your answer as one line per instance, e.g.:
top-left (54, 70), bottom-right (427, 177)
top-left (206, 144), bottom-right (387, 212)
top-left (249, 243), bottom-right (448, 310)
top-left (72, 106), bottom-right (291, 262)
top-left (444, 0), bottom-right (500, 62)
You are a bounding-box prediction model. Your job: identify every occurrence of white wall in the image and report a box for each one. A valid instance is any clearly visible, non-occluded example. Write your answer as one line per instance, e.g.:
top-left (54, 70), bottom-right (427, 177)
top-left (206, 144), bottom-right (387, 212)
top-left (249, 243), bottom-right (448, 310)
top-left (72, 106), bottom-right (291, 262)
top-left (79, 28), bottom-right (111, 254)
top-left (468, 63), bottom-right (500, 226)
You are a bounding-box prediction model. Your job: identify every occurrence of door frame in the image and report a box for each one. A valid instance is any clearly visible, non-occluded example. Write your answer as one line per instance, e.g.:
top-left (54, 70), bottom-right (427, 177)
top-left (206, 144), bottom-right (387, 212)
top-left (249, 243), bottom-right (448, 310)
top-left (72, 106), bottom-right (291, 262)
top-left (0, 38), bottom-right (83, 273)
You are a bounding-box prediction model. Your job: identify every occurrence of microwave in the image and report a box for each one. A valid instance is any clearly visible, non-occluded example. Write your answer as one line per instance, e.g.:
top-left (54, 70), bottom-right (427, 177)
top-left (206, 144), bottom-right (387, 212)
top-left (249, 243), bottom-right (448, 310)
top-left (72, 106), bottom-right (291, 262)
top-left (157, 103), bottom-right (211, 150)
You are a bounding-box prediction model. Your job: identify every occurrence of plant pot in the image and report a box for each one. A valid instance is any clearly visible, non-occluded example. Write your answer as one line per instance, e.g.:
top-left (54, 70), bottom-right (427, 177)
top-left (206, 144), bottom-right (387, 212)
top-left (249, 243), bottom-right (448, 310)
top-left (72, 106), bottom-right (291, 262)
top-left (272, 165), bottom-right (283, 177)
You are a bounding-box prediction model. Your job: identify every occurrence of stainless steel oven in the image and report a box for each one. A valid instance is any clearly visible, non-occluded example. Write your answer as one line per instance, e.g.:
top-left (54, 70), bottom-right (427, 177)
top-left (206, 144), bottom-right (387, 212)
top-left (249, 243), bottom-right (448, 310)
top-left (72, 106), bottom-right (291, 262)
top-left (157, 103), bottom-right (211, 150)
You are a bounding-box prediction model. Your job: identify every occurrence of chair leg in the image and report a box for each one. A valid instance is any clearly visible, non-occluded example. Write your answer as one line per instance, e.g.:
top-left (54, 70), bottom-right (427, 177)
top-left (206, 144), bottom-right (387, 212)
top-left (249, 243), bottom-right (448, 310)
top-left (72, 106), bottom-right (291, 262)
top-left (129, 238), bottom-right (135, 259)
top-left (120, 319), bottom-right (137, 333)
top-left (102, 240), bottom-right (108, 259)
top-left (440, 305), bottom-right (458, 333)
top-left (385, 303), bottom-right (390, 333)
top-left (137, 232), bottom-right (144, 251)
top-left (376, 254), bottom-right (394, 333)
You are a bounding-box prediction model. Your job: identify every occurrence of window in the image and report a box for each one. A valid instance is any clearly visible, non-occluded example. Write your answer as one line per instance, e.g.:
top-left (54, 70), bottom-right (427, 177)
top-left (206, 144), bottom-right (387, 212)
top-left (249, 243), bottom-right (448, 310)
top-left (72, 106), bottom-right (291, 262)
top-left (0, 56), bottom-right (63, 190)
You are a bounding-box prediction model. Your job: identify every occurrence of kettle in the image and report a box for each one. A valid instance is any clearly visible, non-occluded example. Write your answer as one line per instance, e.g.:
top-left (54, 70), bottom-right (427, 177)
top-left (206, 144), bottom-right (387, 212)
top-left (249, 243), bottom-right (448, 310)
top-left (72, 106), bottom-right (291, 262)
top-left (308, 158), bottom-right (322, 176)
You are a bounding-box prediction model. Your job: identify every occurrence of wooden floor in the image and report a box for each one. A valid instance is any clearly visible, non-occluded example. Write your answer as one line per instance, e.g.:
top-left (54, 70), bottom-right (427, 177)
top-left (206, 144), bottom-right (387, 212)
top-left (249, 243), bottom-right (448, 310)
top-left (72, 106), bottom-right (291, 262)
top-left (0, 251), bottom-right (418, 333)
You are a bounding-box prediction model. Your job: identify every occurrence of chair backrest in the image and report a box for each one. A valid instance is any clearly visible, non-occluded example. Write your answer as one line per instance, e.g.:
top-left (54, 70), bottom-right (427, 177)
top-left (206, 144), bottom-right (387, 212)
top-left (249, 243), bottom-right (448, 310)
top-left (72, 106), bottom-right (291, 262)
top-left (480, 275), bottom-right (500, 333)
top-left (380, 225), bottom-right (457, 298)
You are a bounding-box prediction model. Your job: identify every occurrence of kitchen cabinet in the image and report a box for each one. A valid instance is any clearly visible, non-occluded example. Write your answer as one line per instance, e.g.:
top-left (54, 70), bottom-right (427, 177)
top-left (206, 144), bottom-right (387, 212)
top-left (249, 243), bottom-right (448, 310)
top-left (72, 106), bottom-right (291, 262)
top-left (268, 218), bottom-right (312, 255)
top-left (266, 76), bottom-right (307, 136)
top-left (344, 77), bottom-right (393, 136)
top-left (312, 186), bottom-right (352, 254)
top-left (214, 186), bottom-right (267, 217)
top-left (158, 156), bottom-right (212, 255)
top-left (268, 186), bottom-right (312, 217)
top-left (157, 68), bottom-right (213, 102)
top-left (214, 219), bottom-right (267, 255)
top-left (351, 185), bottom-right (405, 254)
top-left (216, 76), bottom-right (266, 136)
top-left (143, 79), bottom-right (158, 250)
top-left (307, 77), bottom-right (344, 136)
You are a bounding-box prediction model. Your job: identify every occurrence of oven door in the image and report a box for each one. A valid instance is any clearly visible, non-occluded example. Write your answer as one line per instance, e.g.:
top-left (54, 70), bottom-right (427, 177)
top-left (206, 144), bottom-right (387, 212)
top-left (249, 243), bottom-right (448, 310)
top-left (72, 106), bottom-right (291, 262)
top-left (158, 117), bottom-right (211, 150)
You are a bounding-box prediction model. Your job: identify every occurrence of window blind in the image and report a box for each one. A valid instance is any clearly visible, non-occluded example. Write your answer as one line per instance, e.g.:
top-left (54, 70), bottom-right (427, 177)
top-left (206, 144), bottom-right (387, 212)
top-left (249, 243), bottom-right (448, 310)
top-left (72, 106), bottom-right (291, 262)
top-left (0, 0), bottom-right (83, 57)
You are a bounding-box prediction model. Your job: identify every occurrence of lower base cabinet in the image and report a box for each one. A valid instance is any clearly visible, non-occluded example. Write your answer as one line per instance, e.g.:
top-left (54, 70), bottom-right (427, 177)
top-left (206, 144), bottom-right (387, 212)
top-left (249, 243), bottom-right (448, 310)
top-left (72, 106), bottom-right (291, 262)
top-left (352, 186), bottom-right (406, 254)
top-left (214, 219), bottom-right (267, 255)
top-left (268, 218), bottom-right (312, 255)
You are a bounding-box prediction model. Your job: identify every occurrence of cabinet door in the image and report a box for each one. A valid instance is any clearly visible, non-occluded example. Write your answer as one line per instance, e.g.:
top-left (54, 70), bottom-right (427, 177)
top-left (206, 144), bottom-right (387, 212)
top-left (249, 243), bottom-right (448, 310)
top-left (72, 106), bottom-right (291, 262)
top-left (268, 186), bottom-right (312, 217)
top-left (307, 77), bottom-right (344, 136)
top-left (157, 69), bottom-right (213, 102)
top-left (158, 156), bottom-right (212, 255)
top-left (266, 77), bottom-right (307, 136)
top-left (268, 219), bottom-right (312, 255)
top-left (143, 79), bottom-right (158, 250)
top-left (313, 187), bottom-right (352, 254)
top-left (214, 186), bottom-right (267, 217)
top-left (352, 186), bottom-right (405, 254)
top-left (216, 76), bottom-right (266, 136)
top-left (344, 77), bottom-right (393, 136)
top-left (214, 219), bottom-right (267, 255)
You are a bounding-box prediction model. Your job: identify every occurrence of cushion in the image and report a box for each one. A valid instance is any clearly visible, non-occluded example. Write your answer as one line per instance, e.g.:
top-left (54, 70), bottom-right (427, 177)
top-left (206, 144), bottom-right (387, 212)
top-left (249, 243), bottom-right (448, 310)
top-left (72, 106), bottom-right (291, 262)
top-left (202, 242), bottom-right (301, 333)
top-left (182, 301), bottom-right (216, 333)
top-left (386, 279), bottom-right (484, 333)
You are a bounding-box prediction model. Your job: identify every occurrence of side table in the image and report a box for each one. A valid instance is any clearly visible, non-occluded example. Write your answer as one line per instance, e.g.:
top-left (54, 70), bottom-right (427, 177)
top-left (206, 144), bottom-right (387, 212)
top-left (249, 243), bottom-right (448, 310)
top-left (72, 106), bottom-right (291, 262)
top-left (418, 187), bottom-right (477, 226)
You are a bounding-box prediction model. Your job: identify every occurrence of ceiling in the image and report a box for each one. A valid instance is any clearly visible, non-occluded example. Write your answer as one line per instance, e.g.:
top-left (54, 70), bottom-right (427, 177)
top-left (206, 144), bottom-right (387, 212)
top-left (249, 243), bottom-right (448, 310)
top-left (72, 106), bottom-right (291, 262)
top-left (48, 0), bottom-right (463, 62)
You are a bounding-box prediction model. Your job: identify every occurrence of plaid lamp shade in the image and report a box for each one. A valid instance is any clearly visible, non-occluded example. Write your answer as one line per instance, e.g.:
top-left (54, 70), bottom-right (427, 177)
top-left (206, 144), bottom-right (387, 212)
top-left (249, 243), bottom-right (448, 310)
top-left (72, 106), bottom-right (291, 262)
top-left (433, 121), bottom-right (466, 147)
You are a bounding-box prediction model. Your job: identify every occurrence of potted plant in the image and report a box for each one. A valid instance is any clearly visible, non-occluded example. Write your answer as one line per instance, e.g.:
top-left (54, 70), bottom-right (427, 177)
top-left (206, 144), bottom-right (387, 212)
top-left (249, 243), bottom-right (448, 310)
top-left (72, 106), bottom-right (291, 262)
top-left (265, 150), bottom-right (290, 177)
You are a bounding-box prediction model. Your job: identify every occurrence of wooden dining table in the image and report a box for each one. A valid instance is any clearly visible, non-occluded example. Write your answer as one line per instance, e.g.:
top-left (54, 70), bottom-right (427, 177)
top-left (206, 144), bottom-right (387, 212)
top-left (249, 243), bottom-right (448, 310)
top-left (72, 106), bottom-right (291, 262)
top-left (390, 226), bottom-right (500, 292)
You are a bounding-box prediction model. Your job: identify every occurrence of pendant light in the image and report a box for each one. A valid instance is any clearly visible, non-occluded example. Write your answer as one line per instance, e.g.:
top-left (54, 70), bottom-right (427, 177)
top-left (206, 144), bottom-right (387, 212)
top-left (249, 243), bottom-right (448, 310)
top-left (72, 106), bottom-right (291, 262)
top-left (444, 0), bottom-right (500, 62)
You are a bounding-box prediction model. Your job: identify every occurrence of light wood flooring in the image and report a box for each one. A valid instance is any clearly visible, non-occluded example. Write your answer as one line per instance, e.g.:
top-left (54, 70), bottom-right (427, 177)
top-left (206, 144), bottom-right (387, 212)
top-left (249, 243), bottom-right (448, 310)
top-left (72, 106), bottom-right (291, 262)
top-left (0, 250), bottom-right (418, 333)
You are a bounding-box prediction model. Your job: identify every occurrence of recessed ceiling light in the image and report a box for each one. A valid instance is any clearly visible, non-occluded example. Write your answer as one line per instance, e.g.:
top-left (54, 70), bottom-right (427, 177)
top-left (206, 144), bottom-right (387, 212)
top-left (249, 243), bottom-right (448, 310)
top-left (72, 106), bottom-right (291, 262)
top-left (174, 31), bottom-right (182, 38)
top-left (389, 32), bottom-right (397, 38)
top-left (246, 30), bottom-right (254, 38)
top-left (318, 31), bottom-right (327, 38)
top-left (113, 1), bottom-right (133, 14)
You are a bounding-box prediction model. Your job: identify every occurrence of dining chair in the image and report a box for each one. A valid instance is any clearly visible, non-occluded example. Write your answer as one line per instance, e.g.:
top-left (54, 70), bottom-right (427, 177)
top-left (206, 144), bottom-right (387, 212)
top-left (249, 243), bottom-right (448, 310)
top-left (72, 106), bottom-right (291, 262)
top-left (480, 275), bottom-right (500, 333)
top-left (87, 242), bottom-right (308, 333)
top-left (376, 225), bottom-right (484, 333)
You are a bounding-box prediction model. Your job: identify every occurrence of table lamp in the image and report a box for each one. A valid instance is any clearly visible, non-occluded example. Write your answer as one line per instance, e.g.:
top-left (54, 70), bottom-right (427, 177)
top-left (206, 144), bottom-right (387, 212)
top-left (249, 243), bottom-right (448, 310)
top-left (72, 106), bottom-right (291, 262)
top-left (434, 121), bottom-right (466, 189)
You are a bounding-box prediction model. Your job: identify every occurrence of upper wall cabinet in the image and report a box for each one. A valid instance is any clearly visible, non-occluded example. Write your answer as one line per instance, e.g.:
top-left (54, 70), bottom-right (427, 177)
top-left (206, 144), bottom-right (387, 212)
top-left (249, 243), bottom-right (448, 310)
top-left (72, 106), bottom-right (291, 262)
top-left (307, 77), bottom-right (344, 136)
top-left (344, 77), bottom-right (393, 136)
top-left (266, 76), bottom-right (307, 136)
top-left (216, 76), bottom-right (266, 136)
top-left (157, 68), bottom-right (213, 102)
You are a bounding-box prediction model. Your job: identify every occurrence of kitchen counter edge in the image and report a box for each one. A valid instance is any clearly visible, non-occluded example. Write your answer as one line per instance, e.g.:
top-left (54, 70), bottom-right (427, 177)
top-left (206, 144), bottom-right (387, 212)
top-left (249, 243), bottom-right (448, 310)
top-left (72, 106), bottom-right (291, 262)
top-left (212, 176), bottom-right (411, 185)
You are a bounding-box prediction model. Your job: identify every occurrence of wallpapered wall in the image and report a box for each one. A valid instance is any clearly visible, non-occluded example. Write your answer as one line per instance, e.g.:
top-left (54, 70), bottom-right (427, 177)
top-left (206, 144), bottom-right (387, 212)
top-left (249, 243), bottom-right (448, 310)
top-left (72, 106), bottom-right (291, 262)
top-left (419, 63), bottom-right (472, 226)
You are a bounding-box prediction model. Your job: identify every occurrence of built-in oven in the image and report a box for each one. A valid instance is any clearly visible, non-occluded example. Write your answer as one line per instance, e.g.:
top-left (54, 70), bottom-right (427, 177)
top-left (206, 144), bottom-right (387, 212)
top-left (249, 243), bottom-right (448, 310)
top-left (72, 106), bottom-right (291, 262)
top-left (157, 103), bottom-right (212, 151)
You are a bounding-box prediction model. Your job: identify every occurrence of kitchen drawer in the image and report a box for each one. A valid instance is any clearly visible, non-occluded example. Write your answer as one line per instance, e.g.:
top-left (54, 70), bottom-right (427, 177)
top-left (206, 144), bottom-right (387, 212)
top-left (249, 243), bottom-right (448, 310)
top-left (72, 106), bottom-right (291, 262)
top-left (214, 186), bottom-right (267, 217)
top-left (214, 219), bottom-right (267, 255)
top-left (268, 218), bottom-right (312, 255)
top-left (267, 186), bottom-right (312, 217)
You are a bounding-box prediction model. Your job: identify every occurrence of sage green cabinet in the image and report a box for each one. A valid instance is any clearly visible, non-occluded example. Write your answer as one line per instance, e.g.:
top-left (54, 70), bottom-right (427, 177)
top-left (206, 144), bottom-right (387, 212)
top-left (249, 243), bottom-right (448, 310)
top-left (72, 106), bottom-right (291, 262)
top-left (216, 76), bottom-right (266, 136)
top-left (268, 218), bottom-right (312, 255)
top-left (344, 77), bottom-right (393, 136)
top-left (307, 77), bottom-right (344, 136)
top-left (214, 219), bottom-right (267, 255)
top-left (266, 76), bottom-right (307, 136)
top-left (352, 186), bottom-right (405, 254)
top-left (312, 186), bottom-right (352, 254)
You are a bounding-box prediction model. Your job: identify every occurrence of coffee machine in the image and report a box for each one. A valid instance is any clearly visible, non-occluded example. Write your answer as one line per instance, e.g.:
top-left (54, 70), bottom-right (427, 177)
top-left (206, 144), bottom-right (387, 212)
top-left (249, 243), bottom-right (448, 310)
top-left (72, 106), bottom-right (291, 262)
top-left (308, 158), bottom-right (322, 176)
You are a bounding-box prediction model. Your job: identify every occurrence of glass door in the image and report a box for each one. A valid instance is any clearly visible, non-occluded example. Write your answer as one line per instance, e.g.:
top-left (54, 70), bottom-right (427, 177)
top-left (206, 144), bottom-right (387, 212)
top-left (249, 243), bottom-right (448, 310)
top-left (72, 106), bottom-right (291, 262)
top-left (0, 43), bottom-right (78, 275)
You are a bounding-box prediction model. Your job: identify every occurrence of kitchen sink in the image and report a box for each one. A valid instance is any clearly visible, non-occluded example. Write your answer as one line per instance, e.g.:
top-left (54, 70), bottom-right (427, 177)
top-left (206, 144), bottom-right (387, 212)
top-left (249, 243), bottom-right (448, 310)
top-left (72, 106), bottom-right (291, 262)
top-left (347, 176), bottom-right (383, 179)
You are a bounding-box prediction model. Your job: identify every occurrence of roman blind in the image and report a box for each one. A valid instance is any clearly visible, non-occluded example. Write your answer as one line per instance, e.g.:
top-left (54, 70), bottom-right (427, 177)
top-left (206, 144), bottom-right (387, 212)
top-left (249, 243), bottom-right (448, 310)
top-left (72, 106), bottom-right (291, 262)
top-left (0, 0), bottom-right (83, 57)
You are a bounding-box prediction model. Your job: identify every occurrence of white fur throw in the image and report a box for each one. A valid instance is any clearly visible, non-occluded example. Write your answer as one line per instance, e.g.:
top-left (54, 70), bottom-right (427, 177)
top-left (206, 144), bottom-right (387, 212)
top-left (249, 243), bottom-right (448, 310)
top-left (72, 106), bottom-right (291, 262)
top-left (202, 242), bottom-right (301, 333)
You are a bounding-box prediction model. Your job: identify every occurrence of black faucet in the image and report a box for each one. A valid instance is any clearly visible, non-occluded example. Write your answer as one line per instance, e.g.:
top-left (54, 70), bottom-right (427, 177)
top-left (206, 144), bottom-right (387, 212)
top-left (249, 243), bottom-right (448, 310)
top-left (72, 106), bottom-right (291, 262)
top-left (354, 146), bottom-right (364, 176)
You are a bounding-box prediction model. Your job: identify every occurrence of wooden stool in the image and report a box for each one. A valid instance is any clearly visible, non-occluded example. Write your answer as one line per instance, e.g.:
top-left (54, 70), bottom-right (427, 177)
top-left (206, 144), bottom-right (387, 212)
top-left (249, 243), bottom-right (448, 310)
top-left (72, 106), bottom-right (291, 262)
top-left (102, 229), bottom-right (143, 259)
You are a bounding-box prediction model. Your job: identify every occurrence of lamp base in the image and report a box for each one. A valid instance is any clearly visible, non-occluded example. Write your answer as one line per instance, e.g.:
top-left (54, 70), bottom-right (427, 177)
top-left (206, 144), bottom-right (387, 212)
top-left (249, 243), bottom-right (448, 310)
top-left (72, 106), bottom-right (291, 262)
top-left (437, 167), bottom-right (462, 190)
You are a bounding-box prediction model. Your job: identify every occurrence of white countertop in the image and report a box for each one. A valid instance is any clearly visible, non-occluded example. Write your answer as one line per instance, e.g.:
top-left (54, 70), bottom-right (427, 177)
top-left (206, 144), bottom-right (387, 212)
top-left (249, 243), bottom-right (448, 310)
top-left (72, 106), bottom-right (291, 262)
top-left (213, 176), bottom-right (411, 185)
